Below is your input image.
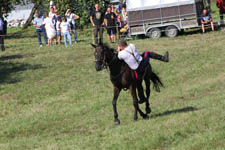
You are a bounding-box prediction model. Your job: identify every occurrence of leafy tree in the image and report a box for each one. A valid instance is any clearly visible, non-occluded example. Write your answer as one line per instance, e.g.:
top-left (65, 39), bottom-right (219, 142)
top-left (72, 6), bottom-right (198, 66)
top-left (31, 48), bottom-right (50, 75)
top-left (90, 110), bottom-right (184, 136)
top-left (0, 0), bottom-right (21, 17)
top-left (1, 0), bottom-right (110, 29)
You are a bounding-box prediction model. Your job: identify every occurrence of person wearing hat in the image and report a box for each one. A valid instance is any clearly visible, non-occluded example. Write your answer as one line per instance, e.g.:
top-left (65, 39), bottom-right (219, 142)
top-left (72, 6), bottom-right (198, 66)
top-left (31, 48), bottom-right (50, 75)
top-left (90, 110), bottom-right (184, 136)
top-left (116, 15), bottom-right (124, 39)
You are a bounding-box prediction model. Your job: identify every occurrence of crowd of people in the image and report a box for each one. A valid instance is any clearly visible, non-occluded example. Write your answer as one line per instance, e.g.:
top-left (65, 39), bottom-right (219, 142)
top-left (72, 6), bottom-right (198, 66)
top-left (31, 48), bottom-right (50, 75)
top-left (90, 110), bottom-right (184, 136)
top-left (33, 1), bottom-right (80, 47)
top-left (90, 3), bottom-right (128, 45)
top-left (33, 2), bottom-right (128, 47)
top-left (1, 1), bottom-right (225, 49)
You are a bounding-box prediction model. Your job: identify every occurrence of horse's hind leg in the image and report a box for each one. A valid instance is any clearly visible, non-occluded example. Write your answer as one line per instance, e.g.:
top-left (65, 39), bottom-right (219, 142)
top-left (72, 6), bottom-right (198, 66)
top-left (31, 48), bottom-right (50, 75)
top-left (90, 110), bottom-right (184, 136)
top-left (144, 68), bottom-right (151, 114)
top-left (130, 85), bottom-right (149, 120)
top-left (112, 87), bottom-right (121, 125)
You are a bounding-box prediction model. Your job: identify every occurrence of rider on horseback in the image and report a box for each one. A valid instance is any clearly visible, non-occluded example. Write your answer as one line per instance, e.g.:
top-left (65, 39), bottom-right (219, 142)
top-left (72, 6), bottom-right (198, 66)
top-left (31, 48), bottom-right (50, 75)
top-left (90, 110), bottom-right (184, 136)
top-left (117, 40), bottom-right (169, 104)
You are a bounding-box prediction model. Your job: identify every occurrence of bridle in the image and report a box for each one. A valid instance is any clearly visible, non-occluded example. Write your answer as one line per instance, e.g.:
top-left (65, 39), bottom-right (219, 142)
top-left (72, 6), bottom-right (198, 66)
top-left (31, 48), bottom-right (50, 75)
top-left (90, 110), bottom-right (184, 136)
top-left (94, 46), bottom-right (114, 69)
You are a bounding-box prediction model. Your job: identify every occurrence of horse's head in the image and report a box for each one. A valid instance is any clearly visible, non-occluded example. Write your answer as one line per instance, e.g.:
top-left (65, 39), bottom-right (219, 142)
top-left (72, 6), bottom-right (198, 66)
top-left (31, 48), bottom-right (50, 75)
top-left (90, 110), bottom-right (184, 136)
top-left (91, 43), bottom-right (114, 71)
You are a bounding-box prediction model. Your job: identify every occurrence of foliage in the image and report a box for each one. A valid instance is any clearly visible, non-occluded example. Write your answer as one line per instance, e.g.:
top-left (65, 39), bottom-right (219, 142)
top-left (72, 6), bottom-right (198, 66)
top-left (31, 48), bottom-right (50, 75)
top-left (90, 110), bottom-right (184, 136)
top-left (0, 0), bottom-right (21, 17)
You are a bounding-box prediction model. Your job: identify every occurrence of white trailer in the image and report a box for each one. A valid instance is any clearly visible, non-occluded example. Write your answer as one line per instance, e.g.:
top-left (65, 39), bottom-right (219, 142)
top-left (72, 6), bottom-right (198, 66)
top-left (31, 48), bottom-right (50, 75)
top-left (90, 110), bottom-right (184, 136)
top-left (126, 0), bottom-right (206, 38)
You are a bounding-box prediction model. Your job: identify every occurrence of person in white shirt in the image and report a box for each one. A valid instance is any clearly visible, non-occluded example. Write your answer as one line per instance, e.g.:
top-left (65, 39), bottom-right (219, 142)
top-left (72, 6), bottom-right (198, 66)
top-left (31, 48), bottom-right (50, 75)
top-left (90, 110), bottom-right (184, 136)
top-left (43, 13), bottom-right (56, 46)
top-left (65, 9), bottom-right (80, 43)
top-left (60, 17), bottom-right (72, 47)
top-left (117, 40), bottom-right (169, 103)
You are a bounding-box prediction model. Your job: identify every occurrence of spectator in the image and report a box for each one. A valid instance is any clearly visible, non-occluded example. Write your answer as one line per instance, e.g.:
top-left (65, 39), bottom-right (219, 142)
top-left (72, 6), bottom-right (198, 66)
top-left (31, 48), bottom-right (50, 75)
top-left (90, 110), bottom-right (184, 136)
top-left (65, 9), bottom-right (80, 43)
top-left (0, 16), bottom-right (5, 51)
top-left (201, 9), bottom-right (214, 33)
top-left (104, 7), bottom-right (117, 43)
top-left (33, 11), bottom-right (48, 47)
top-left (56, 16), bottom-right (61, 45)
top-left (90, 4), bottom-right (105, 44)
top-left (116, 15), bottom-right (123, 39)
top-left (60, 17), bottom-right (72, 47)
top-left (43, 13), bottom-right (57, 46)
top-left (121, 7), bottom-right (126, 21)
top-left (216, 0), bottom-right (225, 24)
top-left (111, 4), bottom-right (116, 14)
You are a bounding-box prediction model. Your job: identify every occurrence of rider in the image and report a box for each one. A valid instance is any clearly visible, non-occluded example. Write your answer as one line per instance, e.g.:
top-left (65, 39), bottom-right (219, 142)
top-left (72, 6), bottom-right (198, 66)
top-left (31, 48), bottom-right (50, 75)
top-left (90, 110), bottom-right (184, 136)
top-left (117, 40), bottom-right (169, 104)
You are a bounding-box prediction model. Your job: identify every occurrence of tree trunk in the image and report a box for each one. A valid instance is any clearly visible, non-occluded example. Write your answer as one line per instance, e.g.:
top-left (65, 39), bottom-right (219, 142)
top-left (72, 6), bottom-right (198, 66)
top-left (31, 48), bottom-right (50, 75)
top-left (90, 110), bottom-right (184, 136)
top-left (22, 1), bottom-right (40, 29)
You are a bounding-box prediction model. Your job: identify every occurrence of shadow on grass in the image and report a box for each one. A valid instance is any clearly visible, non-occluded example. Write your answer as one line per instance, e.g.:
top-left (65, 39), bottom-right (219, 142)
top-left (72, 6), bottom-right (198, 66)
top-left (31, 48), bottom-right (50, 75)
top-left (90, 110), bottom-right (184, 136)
top-left (0, 54), bottom-right (24, 61)
top-left (6, 29), bottom-right (36, 39)
top-left (0, 60), bottom-right (45, 84)
top-left (150, 106), bottom-right (198, 119)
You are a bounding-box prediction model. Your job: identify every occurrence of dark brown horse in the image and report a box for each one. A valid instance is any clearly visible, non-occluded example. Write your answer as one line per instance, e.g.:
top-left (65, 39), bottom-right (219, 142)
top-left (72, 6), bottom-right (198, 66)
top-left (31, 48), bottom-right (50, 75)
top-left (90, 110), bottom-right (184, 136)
top-left (91, 43), bottom-right (163, 125)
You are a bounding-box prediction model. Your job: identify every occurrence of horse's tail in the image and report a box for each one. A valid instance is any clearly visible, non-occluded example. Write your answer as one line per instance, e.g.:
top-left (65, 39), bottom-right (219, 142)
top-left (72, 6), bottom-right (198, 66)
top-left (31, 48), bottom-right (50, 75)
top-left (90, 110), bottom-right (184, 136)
top-left (150, 71), bottom-right (164, 92)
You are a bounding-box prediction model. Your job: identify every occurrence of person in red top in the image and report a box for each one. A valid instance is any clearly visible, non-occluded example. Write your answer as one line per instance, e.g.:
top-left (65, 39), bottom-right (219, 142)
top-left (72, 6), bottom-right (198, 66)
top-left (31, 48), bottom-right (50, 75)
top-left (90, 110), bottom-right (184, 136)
top-left (216, 0), bottom-right (225, 24)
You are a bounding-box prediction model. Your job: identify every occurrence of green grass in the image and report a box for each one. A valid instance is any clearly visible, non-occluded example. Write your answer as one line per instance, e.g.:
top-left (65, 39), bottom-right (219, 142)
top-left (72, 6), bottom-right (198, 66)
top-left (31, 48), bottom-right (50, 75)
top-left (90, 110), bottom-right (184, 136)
top-left (0, 3), bottom-right (225, 150)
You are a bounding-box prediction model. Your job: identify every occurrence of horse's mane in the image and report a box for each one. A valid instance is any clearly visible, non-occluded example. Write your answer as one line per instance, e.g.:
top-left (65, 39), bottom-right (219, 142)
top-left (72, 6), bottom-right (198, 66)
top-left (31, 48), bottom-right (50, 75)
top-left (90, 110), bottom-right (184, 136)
top-left (100, 43), bottom-right (116, 55)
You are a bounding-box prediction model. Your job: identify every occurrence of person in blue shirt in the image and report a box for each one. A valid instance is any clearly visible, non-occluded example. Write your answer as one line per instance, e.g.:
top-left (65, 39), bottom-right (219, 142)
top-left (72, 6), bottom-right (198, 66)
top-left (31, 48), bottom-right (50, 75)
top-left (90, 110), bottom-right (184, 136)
top-left (0, 16), bottom-right (5, 51)
top-left (201, 9), bottom-right (214, 33)
top-left (33, 11), bottom-right (48, 47)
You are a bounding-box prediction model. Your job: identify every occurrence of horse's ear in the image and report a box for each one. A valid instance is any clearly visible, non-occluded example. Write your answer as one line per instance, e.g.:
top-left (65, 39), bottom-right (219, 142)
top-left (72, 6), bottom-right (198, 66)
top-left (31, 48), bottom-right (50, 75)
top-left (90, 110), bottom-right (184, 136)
top-left (91, 44), bottom-right (97, 48)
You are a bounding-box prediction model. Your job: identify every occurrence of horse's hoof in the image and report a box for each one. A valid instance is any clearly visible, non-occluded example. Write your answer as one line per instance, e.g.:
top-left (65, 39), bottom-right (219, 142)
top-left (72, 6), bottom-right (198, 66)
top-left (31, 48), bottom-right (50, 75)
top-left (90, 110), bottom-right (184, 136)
top-left (146, 107), bottom-right (151, 114)
top-left (143, 114), bottom-right (149, 120)
top-left (114, 119), bottom-right (120, 125)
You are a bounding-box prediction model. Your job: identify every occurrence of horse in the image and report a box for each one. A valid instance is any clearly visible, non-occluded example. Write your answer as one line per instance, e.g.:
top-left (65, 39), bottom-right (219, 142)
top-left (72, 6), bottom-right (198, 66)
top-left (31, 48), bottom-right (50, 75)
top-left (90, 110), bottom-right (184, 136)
top-left (91, 43), bottom-right (163, 125)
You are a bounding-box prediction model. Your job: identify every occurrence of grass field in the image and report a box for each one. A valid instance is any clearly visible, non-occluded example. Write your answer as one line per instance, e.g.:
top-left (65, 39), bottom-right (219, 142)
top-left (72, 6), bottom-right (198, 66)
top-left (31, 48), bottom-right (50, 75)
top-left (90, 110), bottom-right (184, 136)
top-left (0, 3), bottom-right (225, 150)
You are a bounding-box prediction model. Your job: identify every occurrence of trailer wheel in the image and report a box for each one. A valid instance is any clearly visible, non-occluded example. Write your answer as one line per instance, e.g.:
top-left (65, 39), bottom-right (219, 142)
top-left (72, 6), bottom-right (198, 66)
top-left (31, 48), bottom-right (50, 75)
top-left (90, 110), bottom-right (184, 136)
top-left (165, 26), bottom-right (178, 38)
top-left (147, 28), bottom-right (161, 39)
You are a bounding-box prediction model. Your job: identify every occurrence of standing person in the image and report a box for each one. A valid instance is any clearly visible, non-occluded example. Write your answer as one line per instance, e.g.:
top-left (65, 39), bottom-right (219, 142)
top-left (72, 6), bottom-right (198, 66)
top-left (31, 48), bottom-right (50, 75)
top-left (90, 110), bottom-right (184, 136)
top-left (216, 0), bottom-right (225, 24)
top-left (60, 17), bottom-right (72, 47)
top-left (65, 9), bottom-right (80, 43)
top-left (33, 11), bottom-right (48, 47)
top-left (43, 13), bottom-right (57, 46)
top-left (116, 15), bottom-right (123, 39)
top-left (56, 16), bottom-right (61, 45)
top-left (90, 4), bottom-right (105, 44)
top-left (201, 9), bottom-right (214, 33)
top-left (104, 7), bottom-right (117, 43)
top-left (117, 40), bottom-right (169, 103)
top-left (0, 16), bottom-right (5, 51)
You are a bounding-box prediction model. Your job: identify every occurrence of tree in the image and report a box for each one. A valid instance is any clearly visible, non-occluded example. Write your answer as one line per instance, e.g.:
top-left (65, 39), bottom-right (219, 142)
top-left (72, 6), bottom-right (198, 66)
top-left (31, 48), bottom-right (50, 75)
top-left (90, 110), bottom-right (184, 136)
top-left (22, 0), bottom-right (44, 29)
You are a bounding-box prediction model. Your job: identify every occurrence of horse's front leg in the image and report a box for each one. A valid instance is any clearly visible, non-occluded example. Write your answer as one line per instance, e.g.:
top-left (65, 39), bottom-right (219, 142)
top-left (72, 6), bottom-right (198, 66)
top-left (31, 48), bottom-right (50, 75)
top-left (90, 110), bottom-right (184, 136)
top-left (130, 84), bottom-right (148, 120)
top-left (112, 86), bottom-right (121, 125)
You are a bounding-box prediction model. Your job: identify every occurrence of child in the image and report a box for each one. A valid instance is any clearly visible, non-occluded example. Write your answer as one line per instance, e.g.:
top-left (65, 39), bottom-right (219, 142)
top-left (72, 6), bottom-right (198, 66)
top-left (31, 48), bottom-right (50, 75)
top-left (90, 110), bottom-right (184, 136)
top-left (60, 17), bottom-right (72, 47)
top-left (56, 16), bottom-right (61, 45)
top-left (116, 15), bottom-right (123, 39)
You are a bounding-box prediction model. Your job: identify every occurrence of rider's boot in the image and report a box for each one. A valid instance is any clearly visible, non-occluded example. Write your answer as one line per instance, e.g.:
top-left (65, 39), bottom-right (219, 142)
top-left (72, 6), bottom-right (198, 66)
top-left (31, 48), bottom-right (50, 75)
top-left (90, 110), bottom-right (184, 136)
top-left (148, 51), bottom-right (169, 62)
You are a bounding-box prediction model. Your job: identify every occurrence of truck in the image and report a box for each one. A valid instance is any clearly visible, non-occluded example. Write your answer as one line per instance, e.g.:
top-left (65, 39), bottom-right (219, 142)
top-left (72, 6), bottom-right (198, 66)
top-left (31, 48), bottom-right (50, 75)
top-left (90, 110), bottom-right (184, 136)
top-left (125, 0), bottom-right (209, 38)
